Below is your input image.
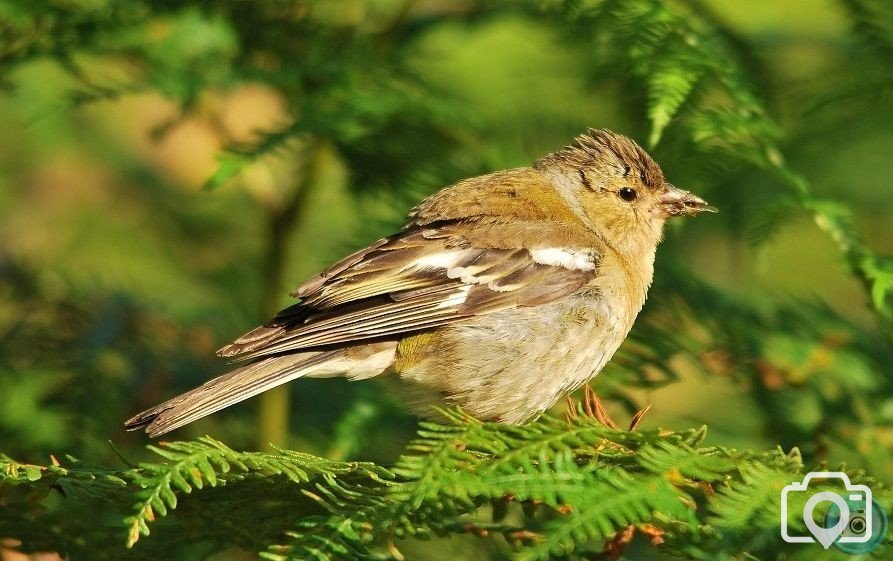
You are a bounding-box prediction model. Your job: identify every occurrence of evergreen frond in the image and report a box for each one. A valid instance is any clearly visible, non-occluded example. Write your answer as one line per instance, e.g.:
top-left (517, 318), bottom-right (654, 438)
top-left (123, 436), bottom-right (390, 547)
top-left (3, 410), bottom-right (889, 560)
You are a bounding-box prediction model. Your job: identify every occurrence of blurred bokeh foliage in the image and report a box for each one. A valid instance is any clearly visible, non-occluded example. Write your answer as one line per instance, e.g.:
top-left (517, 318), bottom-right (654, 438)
top-left (0, 0), bottom-right (891, 559)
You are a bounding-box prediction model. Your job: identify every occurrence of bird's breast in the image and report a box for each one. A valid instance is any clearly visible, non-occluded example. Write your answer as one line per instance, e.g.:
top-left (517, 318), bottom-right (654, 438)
top-left (393, 264), bottom-right (647, 423)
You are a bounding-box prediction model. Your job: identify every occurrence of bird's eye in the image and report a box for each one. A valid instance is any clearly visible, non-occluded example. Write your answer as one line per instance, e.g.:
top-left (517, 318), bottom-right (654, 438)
top-left (618, 187), bottom-right (637, 202)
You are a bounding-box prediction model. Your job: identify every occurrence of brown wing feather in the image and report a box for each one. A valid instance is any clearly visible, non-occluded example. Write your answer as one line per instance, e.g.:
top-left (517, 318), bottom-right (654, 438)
top-left (217, 221), bottom-right (601, 361)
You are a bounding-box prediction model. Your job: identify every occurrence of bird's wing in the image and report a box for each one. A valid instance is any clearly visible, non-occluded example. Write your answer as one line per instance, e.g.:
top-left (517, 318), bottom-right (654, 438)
top-left (217, 223), bottom-right (600, 361)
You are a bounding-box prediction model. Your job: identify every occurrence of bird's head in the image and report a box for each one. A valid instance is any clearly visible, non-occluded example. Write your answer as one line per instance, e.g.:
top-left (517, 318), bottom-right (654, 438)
top-left (535, 129), bottom-right (715, 257)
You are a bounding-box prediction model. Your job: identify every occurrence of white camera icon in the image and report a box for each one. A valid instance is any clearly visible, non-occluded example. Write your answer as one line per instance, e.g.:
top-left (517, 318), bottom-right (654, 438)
top-left (781, 471), bottom-right (873, 549)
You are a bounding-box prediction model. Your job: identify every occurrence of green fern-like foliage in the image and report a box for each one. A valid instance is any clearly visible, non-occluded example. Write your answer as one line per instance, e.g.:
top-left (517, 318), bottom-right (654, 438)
top-left (3, 409), bottom-right (890, 560)
top-left (123, 437), bottom-right (390, 546)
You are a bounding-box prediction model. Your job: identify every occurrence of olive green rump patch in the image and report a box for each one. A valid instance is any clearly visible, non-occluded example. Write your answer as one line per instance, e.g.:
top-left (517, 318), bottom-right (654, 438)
top-left (394, 331), bottom-right (438, 372)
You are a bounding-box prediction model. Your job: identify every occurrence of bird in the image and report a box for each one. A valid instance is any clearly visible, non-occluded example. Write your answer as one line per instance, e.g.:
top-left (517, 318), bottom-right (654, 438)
top-left (125, 128), bottom-right (714, 437)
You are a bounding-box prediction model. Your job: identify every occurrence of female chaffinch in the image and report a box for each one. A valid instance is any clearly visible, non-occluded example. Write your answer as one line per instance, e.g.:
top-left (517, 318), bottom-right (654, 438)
top-left (126, 129), bottom-right (713, 436)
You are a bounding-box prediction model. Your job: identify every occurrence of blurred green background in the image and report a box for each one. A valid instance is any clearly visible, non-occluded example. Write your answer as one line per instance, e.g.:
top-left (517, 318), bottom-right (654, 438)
top-left (0, 0), bottom-right (891, 507)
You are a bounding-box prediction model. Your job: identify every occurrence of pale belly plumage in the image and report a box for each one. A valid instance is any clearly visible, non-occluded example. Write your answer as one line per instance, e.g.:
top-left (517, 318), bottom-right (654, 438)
top-left (394, 286), bottom-right (642, 423)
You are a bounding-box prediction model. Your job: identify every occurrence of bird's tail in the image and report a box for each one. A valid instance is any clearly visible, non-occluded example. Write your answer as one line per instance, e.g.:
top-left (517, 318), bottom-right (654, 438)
top-left (125, 351), bottom-right (338, 437)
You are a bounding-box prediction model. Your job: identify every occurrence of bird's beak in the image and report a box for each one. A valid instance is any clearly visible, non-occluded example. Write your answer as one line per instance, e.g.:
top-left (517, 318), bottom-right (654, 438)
top-left (658, 184), bottom-right (717, 218)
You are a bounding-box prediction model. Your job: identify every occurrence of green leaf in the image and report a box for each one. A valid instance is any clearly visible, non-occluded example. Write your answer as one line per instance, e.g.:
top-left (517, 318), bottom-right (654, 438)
top-left (204, 152), bottom-right (248, 190)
